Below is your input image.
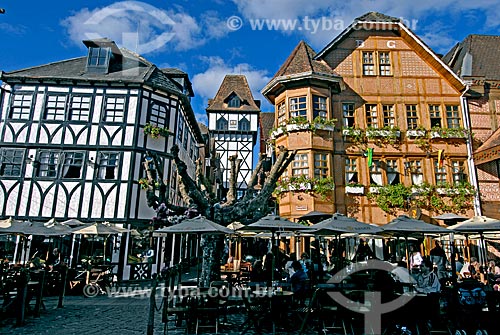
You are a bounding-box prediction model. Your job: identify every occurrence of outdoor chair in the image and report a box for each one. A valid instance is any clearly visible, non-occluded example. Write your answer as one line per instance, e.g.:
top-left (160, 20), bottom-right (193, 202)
top-left (240, 292), bottom-right (268, 334)
top-left (162, 288), bottom-right (191, 334)
top-left (193, 294), bottom-right (220, 334)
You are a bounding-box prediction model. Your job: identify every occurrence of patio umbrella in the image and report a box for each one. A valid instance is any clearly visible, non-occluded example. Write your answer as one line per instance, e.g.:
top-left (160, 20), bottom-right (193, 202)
top-left (239, 215), bottom-right (311, 281)
top-left (308, 213), bottom-right (382, 269)
top-left (153, 216), bottom-right (234, 285)
top-left (71, 223), bottom-right (128, 265)
top-left (448, 216), bottom-right (500, 265)
top-left (383, 215), bottom-right (451, 270)
top-left (0, 217), bottom-right (23, 228)
top-left (298, 210), bottom-right (331, 223)
top-left (310, 213), bottom-right (383, 235)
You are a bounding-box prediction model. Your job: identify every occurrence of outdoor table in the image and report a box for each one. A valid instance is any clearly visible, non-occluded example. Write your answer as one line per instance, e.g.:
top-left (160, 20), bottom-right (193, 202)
top-left (250, 289), bottom-right (294, 334)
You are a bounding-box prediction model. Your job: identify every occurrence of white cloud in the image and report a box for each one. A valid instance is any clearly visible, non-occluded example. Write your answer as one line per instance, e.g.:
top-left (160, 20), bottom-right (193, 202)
top-left (61, 1), bottom-right (231, 54)
top-left (0, 23), bottom-right (27, 35)
top-left (232, 0), bottom-right (500, 52)
top-left (192, 56), bottom-right (271, 105)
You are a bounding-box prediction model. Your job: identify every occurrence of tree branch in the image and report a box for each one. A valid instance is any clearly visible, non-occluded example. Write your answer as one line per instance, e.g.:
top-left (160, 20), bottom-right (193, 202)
top-left (213, 147), bottom-right (296, 224)
top-left (225, 155), bottom-right (241, 206)
top-left (171, 145), bottom-right (210, 216)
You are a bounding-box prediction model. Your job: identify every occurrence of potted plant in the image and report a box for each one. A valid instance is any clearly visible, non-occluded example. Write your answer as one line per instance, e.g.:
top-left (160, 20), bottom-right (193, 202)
top-left (143, 123), bottom-right (172, 139)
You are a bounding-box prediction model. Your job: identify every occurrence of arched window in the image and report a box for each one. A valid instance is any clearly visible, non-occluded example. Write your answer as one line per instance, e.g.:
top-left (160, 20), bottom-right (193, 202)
top-left (216, 117), bottom-right (228, 130)
top-left (239, 118), bottom-right (250, 131)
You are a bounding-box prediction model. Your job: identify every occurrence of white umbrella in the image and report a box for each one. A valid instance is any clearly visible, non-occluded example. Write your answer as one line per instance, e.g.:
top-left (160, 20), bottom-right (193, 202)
top-left (448, 216), bottom-right (500, 265)
top-left (153, 216), bottom-right (234, 284)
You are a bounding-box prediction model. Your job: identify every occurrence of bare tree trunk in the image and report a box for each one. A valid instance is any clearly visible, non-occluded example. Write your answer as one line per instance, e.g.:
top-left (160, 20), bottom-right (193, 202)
top-left (225, 155), bottom-right (241, 205)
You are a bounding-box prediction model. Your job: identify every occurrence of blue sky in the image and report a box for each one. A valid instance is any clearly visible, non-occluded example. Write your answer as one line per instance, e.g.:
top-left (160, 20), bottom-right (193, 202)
top-left (1, 1), bottom-right (500, 124)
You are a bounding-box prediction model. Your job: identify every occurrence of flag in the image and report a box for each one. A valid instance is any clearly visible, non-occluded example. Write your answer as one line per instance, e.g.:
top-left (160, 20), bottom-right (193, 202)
top-left (438, 149), bottom-right (444, 168)
top-left (367, 148), bottom-right (373, 168)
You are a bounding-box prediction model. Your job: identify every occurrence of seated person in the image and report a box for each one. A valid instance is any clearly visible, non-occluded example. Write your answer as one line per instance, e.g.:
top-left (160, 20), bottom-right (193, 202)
top-left (288, 260), bottom-right (308, 305)
top-left (415, 259), bottom-right (441, 294)
top-left (250, 259), bottom-right (265, 283)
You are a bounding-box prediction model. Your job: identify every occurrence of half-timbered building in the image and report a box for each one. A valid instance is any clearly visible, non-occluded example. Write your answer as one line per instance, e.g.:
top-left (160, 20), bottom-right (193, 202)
top-left (206, 75), bottom-right (260, 198)
top-left (262, 12), bottom-right (477, 225)
top-left (0, 38), bottom-right (204, 280)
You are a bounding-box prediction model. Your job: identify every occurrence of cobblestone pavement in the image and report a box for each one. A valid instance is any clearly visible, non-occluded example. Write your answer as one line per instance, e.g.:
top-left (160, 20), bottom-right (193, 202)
top-left (0, 291), bottom-right (314, 335)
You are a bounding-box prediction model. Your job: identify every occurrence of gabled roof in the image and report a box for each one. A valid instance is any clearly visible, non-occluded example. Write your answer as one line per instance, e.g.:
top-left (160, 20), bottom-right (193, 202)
top-left (261, 41), bottom-right (342, 101)
top-left (443, 35), bottom-right (500, 81)
top-left (271, 40), bottom-right (338, 79)
top-left (474, 127), bottom-right (500, 165)
top-left (260, 112), bottom-right (275, 141)
top-left (0, 39), bottom-right (203, 143)
top-left (206, 74), bottom-right (260, 112)
top-left (1, 45), bottom-right (183, 95)
top-left (314, 12), bottom-right (465, 92)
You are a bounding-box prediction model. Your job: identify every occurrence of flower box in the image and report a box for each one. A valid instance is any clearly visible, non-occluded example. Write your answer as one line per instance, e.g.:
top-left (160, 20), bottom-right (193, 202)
top-left (346, 185), bottom-right (364, 195)
top-left (406, 130), bottom-right (426, 137)
top-left (369, 186), bottom-right (381, 194)
top-left (287, 124), bottom-right (310, 132)
top-left (342, 128), bottom-right (363, 136)
top-left (314, 124), bottom-right (335, 132)
top-left (366, 129), bottom-right (401, 138)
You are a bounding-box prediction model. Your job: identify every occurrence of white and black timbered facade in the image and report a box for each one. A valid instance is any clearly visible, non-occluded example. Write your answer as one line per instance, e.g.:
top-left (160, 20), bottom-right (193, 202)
top-left (206, 75), bottom-right (260, 198)
top-left (0, 39), bottom-right (204, 280)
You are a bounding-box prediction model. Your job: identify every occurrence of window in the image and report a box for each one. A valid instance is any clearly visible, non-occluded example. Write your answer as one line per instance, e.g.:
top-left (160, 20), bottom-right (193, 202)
top-left (382, 105), bottom-right (395, 128)
top-left (189, 136), bottom-right (195, 159)
top-left (345, 158), bottom-right (358, 183)
top-left (429, 105), bottom-right (441, 128)
top-left (343, 103), bottom-right (355, 127)
top-left (434, 161), bottom-right (447, 185)
top-left (386, 159), bottom-right (400, 185)
top-left (62, 152), bottom-right (84, 179)
top-left (379, 52), bottom-right (392, 76)
top-left (38, 152), bottom-right (59, 178)
top-left (239, 118), bottom-right (250, 131)
top-left (408, 160), bottom-right (423, 186)
top-left (183, 128), bottom-right (189, 150)
top-left (406, 105), bottom-right (418, 130)
top-left (290, 96), bottom-right (307, 118)
top-left (446, 105), bottom-right (460, 128)
top-left (87, 47), bottom-right (111, 72)
top-left (277, 101), bottom-right (286, 126)
top-left (10, 93), bottom-right (33, 120)
top-left (314, 153), bottom-right (328, 178)
top-left (70, 95), bottom-right (91, 121)
top-left (362, 51), bottom-right (375, 75)
top-left (104, 97), bottom-right (125, 122)
top-left (228, 95), bottom-right (241, 108)
top-left (292, 153), bottom-right (308, 176)
top-left (44, 95), bottom-right (67, 121)
top-left (98, 152), bottom-right (119, 180)
top-left (313, 95), bottom-right (327, 119)
top-left (369, 160), bottom-right (383, 186)
top-left (365, 104), bottom-right (378, 128)
top-left (216, 117), bottom-right (227, 131)
top-left (0, 149), bottom-right (24, 177)
top-left (178, 118), bottom-right (185, 141)
top-left (451, 160), bottom-right (466, 184)
top-left (149, 102), bottom-right (169, 128)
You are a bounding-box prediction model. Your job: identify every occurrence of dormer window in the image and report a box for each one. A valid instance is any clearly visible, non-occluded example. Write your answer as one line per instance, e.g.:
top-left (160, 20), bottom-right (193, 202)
top-left (87, 47), bottom-right (111, 73)
top-left (228, 95), bottom-right (241, 108)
